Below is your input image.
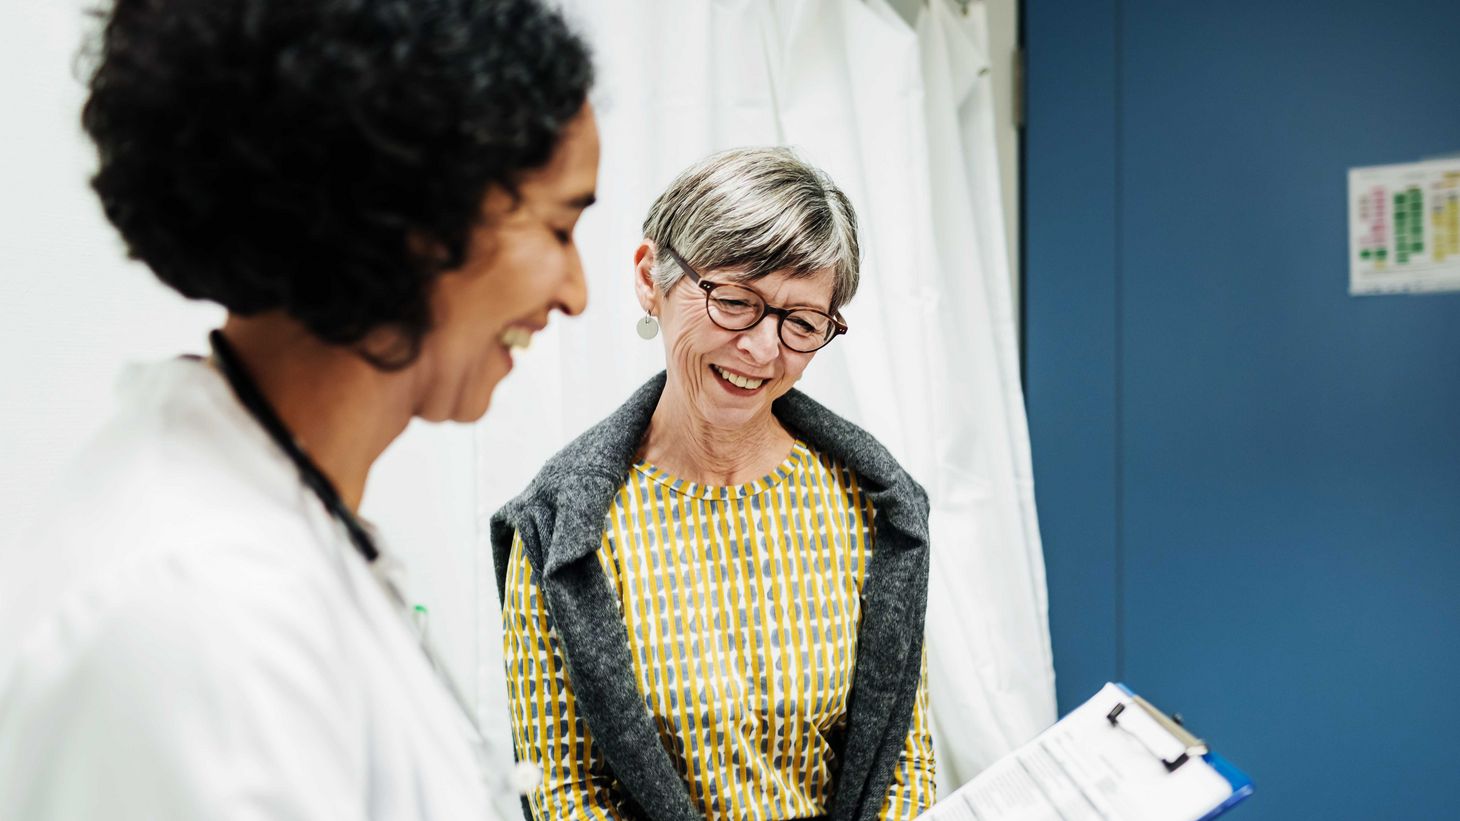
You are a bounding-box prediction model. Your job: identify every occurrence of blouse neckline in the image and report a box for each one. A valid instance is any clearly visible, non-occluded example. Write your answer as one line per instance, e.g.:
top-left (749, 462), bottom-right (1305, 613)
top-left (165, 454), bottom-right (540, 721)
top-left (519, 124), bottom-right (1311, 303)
top-left (631, 439), bottom-right (811, 501)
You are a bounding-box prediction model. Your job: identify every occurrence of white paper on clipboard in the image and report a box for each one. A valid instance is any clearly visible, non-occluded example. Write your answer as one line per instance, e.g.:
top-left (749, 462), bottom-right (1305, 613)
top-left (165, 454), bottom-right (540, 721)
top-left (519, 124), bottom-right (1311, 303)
top-left (917, 683), bottom-right (1238, 821)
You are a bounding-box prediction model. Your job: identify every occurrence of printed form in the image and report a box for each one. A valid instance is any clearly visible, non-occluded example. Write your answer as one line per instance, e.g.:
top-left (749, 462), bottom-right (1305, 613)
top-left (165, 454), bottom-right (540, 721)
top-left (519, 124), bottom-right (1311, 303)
top-left (919, 684), bottom-right (1235, 821)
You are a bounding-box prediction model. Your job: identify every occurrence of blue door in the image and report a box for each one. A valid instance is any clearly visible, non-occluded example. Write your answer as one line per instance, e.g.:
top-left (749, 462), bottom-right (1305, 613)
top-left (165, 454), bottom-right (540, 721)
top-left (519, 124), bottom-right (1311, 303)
top-left (1024, 1), bottom-right (1460, 818)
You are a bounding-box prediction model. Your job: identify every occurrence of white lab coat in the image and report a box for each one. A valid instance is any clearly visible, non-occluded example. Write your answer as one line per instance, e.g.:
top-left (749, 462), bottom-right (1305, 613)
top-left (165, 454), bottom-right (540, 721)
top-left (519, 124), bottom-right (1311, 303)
top-left (0, 358), bottom-right (504, 820)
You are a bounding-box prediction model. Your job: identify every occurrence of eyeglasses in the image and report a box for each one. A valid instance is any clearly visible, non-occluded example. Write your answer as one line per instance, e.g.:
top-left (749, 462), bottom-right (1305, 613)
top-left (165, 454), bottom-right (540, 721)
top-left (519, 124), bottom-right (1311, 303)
top-left (662, 245), bottom-right (847, 353)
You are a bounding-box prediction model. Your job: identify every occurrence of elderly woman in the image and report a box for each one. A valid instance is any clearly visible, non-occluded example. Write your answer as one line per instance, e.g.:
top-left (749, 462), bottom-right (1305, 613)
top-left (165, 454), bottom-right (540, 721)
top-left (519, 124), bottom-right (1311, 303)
top-left (493, 148), bottom-right (935, 821)
top-left (0, 1), bottom-right (597, 818)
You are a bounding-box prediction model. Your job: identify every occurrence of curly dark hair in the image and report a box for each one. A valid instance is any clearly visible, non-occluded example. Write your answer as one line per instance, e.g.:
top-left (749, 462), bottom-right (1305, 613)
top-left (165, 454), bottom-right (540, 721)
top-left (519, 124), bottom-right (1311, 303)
top-left (82, 0), bottom-right (593, 368)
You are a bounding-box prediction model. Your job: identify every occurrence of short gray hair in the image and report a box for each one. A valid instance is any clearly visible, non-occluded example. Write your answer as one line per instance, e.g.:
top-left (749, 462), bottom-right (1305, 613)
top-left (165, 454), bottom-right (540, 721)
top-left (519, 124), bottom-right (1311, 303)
top-left (642, 147), bottom-right (860, 314)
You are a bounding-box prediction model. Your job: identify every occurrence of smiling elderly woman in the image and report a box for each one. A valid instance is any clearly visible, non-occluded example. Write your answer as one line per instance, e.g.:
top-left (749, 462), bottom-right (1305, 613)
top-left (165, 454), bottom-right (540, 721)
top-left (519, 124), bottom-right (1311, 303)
top-left (492, 147), bottom-right (935, 821)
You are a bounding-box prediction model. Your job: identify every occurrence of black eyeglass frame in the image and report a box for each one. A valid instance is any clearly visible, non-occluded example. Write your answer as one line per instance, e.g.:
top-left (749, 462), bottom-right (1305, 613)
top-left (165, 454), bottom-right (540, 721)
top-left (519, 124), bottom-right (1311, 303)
top-left (662, 245), bottom-right (848, 353)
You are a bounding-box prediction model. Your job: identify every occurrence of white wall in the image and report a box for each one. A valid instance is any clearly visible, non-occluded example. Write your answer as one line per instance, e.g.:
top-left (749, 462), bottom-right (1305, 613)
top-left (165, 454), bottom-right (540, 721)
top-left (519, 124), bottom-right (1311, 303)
top-left (0, 1), bottom-right (224, 533)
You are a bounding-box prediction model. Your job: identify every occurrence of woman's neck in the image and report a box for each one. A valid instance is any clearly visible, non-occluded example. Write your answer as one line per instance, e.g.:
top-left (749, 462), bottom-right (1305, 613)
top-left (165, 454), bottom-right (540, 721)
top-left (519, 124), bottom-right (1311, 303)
top-left (638, 382), bottom-right (793, 487)
top-left (218, 315), bottom-right (417, 511)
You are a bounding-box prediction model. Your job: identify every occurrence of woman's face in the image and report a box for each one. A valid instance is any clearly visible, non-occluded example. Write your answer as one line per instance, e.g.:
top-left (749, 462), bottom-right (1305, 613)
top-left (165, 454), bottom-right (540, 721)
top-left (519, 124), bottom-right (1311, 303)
top-left (636, 244), bottom-right (835, 430)
top-left (413, 104), bottom-right (599, 423)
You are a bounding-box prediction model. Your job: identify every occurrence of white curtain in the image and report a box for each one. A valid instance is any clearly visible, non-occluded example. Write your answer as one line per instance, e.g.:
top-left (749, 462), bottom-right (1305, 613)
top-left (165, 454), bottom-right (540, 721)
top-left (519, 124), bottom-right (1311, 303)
top-left (470, 0), bottom-right (1055, 795)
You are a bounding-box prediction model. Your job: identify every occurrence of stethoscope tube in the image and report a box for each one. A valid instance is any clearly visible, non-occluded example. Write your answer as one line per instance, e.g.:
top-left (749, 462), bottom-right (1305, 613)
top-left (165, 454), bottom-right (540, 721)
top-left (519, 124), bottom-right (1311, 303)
top-left (208, 329), bottom-right (379, 562)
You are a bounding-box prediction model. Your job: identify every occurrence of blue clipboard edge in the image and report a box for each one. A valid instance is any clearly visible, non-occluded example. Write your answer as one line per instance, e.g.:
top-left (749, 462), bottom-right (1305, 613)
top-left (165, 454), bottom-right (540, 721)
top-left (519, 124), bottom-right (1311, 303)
top-left (1112, 683), bottom-right (1255, 819)
top-left (1196, 752), bottom-right (1255, 820)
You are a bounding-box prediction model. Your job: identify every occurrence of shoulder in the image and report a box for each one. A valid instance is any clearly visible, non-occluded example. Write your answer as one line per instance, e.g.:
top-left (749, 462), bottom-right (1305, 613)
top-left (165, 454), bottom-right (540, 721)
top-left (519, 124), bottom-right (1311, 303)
top-left (535, 372), bottom-right (667, 484)
top-left (6, 529), bottom-right (353, 696)
top-left (0, 361), bottom-right (368, 816)
top-left (0, 417), bottom-right (327, 676)
top-left (776, 389), bottom-right (926, 506)
top-left (490, 373), bottom-right (666, 551)
top-left (2, 377), bottom-right (349, 680)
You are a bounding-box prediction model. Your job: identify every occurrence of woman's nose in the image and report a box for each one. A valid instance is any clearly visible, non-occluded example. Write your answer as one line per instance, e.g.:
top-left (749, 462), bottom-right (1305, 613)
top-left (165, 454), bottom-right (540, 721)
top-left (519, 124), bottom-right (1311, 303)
top-left (555, 247), bottom-right (589, 317)
top-left (736, 315), bottom-right (781, 363)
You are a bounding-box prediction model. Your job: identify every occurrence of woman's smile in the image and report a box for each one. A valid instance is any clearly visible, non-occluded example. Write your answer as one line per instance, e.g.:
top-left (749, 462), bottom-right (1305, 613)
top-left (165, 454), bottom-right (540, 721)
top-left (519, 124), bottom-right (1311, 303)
top-left (710, 363), bottom-right (768, 394)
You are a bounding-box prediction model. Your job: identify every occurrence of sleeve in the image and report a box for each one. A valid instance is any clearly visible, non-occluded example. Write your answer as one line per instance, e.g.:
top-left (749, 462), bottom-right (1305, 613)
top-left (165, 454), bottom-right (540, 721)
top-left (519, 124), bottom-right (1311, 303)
top-left (502, 531), bottom-right (628, 820)
top-left (0, 557), bottom-right (365, 821)
top-left (877, 644), bottom-right (938, 820)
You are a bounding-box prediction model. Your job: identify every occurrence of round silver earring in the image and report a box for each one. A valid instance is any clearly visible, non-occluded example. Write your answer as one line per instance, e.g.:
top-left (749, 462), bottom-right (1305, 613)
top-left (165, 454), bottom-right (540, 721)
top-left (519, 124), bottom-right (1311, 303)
top-left (636, 314), bottom-right (660, 340)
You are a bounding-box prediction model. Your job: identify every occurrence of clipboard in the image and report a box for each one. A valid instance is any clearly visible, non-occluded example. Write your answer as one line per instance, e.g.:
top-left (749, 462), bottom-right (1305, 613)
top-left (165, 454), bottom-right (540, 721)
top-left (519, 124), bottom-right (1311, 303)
top-left (1106, 684), bottom-right (1253, 820)
top-left (918, 682), bottom-right (1253, 821)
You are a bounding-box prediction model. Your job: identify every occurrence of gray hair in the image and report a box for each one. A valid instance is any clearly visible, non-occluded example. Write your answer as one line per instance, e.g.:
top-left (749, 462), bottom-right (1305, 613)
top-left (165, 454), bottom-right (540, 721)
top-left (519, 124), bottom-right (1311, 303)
top-left (642, 147), bottom-right (861, 314)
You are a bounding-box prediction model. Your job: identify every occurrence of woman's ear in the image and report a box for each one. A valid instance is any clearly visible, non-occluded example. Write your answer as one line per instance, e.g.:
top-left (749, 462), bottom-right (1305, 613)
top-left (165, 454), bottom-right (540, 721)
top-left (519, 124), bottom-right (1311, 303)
top-left (633, 239), bottom-right (659, 315)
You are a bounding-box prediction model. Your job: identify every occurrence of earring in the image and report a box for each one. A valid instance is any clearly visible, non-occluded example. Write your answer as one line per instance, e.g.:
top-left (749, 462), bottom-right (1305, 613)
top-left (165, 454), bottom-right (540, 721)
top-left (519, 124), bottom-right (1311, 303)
top-left (636, 314), bottom-right (660, 340)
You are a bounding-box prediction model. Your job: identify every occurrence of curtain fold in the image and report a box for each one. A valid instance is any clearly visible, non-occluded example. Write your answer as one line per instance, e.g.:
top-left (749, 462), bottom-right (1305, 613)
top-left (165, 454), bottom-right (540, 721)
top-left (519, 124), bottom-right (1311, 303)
top-left (471, 0), bottom-right (1054, 796)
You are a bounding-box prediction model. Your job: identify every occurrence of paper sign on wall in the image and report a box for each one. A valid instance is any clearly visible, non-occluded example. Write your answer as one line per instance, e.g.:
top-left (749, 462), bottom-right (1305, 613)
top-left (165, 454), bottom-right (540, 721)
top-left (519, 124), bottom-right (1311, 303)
top-left (1349, 158), bottom-right (1460, 295)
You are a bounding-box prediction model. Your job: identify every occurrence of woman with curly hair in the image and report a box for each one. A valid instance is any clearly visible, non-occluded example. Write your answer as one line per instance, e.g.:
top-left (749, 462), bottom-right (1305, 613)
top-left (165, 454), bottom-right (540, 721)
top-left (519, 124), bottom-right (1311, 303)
top-left (0, 0), bottom-right (597, 818)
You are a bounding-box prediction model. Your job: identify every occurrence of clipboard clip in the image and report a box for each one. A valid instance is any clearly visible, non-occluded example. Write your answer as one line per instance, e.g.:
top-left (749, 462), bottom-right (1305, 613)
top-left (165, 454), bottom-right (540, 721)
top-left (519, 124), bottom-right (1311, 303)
top-left (1106, 698), bottom-right (1208, 773)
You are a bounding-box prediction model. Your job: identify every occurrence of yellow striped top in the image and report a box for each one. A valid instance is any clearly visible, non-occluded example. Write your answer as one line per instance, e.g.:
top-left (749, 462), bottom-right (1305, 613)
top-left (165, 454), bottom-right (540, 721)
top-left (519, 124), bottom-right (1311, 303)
top-left (502, 439), bottom-right (936, 820)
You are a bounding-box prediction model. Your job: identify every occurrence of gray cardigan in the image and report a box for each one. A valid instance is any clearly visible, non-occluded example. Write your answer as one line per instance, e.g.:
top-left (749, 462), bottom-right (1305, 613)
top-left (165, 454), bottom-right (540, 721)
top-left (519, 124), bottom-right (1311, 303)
top-left (490, 373), bottom-right (932, 821)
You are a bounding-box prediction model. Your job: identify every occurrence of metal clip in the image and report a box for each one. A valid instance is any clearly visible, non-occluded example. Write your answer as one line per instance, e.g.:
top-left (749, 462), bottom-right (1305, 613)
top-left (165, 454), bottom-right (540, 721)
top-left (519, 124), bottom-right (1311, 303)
top-left (1106, 697), bottom-right (1207, 773)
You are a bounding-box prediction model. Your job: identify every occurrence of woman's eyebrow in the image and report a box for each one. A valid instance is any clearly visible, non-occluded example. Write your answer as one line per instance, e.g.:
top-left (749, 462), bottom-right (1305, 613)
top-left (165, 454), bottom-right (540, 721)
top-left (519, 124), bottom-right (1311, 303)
top-left (560, 191), bottom-right (597, 211)
top-left (738, 280), bottom-right (831, 313)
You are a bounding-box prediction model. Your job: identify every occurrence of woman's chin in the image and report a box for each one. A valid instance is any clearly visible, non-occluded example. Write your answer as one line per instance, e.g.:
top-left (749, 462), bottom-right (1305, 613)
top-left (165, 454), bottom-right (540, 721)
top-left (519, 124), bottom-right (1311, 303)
top-left (455, 395), bottom-right (493, 423)
top-left (698, 399), bottom-right (765, 430)
top-left (455, 380), bottom-right (501, 423)
top-left (454, 360), bottom-right (509, 422)
top-left (416, 370), bottom-right (501, 424)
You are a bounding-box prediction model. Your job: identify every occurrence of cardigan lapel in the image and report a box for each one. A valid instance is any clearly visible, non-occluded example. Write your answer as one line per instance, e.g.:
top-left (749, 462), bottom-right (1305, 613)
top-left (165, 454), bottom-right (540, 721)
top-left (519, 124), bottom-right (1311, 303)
top-left (773, 392), bottom-right (932, 820)
top-left (540, 495), bottom-right (702, 821)
top-left (498, 374), bottom-right (701, 821)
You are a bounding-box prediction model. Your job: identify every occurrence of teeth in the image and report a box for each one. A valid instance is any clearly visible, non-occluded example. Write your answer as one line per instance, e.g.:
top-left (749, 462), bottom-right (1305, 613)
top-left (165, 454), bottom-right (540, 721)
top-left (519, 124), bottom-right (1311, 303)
top-left (713, 365), bottom-right (764, 390)
top-left (500, 327), bottom-right (533, 350)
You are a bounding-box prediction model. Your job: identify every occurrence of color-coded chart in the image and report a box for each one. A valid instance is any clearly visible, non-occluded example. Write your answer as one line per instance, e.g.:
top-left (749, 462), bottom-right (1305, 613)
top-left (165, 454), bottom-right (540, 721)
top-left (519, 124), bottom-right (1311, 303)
top-left (1349, 158), bottom-right (1460, 295)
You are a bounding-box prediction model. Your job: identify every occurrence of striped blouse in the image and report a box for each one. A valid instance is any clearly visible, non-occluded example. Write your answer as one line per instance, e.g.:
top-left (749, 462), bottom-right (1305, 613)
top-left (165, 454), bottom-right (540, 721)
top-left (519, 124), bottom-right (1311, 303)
top-left (503, 439), bottom-right (936, 820)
